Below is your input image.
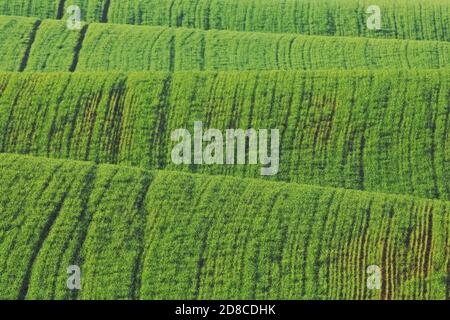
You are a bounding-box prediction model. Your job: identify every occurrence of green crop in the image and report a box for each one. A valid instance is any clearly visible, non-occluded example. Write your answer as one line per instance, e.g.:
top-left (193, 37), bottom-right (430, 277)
top-left (0, 0), bottom-right (60, 19)
top-left (64, 0), bottom-right (108, 22)
top-left (0, 69), bottom-right (448, 200)
top-left (106, 0), bottom-right (450, 41)
top-left (0, 16), bottom-right (38, 71)
top-left (0, 153), bottom-right (448, 299)
top-left (25, 19), bottom-right (86, 71)
top-left (0, 0), bottom-right (448, 302)
top-left (0, 16), bottom-right (449, 73)
top-left (1, 1), bottom-right (449, 41)
top-left (76, 23), bottom-right (450, 72)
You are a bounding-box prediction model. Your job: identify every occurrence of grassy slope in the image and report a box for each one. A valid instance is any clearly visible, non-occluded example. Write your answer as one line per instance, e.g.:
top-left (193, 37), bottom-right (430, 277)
top-left (0, 70), bottom-right (448, 200)
top-left (0, 1), bottom-right (448, 302)
top-left (25, 19), bottom-right (86, 71)
top-left (1, 0), bottom-right (449, 41)
top-left (105, 0), bottom-right (450, 41)
top-left (76, 23), bottom-right (450, 72)
top-left (0, 153), bottom-right (448, 300)
top-left (1, 16), bottom-right (450, 72)
top-left (0, 0), bottom-right (60, 19)
top-left (0, 15), bottom-right (38, 71)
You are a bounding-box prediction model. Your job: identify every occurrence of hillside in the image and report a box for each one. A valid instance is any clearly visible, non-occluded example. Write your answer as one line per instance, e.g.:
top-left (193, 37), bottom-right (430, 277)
top-left (0, 0), bottom-right (448, 302)
top-left (0, 0), bottom-right (448, 41)
top-left (1, 16), bottom-right (450, 72)
top-left (0, 153), bottom-right (448, 299)
top-left (0, 70), bottom-right (448, 200)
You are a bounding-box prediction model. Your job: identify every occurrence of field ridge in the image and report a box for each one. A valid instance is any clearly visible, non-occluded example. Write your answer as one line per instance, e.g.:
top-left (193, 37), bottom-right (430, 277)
top-left (0, 69), bottom-right (447, 200)
top-left (0, 1), bottom-right (448, 302)
top-left (1, 15), bottom-right (450, 73)
top-left (0, 152), bottom-right (448, 300)
top-left (0, 0), bottom-right (448, 41)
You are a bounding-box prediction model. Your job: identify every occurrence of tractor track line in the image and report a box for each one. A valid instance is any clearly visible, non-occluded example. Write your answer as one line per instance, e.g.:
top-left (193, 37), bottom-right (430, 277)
top-left (18, 20), bottom-right (41, 72)
top-left (69, 24), bottom-right (88, 72)
top-left (101, 0), bottom-right (111, 23)
top-left (130, 174), bottom-right (153, 300)
top-left (18, 173), bottom-right (75, 299)
top-left (56, 0), bottom-right (66, 20)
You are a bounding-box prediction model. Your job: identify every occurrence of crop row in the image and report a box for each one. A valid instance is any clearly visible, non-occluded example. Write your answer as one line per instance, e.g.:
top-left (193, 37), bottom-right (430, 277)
top-left (0, 153), bottom-right (448, 300)
top-left (0, 69), bottom-right (448, 200)
top-left (0, 0), bottom-right (449, 41)
top-left (0, 15), bottom-right (38, 71)
top-left (1, 16), bottom-right (450, 73)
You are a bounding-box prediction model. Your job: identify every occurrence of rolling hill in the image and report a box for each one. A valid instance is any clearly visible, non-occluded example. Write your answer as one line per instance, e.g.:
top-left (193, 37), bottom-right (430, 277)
top-left (0, 0), bottom-right (448, 301)
top-left (0, 0), bottom-right (448, 41)
top-left (0, 153), bottom-right (448, 299)
top-left (1, 16), bottom-right (450, 72)
top-left (0, 70), bottom-right (448, 200)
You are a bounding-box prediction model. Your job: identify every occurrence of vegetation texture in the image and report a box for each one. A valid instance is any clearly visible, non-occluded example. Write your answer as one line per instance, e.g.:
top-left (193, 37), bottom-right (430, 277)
top-left (0, 1), bottom-right (449, 41)
top-left (0, 70), bottom-right (448, 200)
top-left (0, 0), bottom-right (60, 19)
top-left (0, 154), bottom-right (448, 300)
top-left (1, 16), bottom-right (450, 73)
top-left (0, 16), bottom-right (38, 71)
top-left (0, 0), bottom-right (448, 301)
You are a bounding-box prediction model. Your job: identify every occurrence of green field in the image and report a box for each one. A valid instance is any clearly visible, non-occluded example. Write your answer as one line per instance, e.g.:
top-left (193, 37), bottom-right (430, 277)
top-left (0, 0), bottom-right (448, 301)
top-left (0, 153), bottom-right (448, 299)
top-left (1, 0), bottom-right (449, 41)
top-left (0, 15), bottom-right (38, 71)
top-left (0, 70), bottom-right (448, 200)
top-left (1, 16), bottom-right (450, 72)
top-left (0, 0), bottom-right (60, 19)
